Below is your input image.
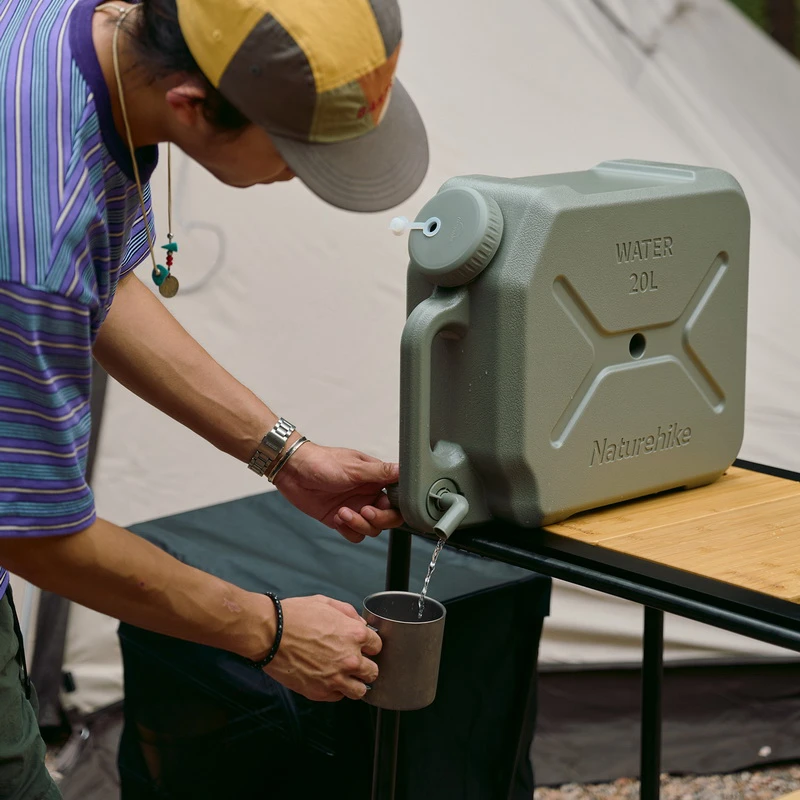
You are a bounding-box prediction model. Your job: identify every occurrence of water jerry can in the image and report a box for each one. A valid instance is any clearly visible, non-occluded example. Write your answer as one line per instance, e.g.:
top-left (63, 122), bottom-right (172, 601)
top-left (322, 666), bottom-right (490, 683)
top-left (396, 160), bottom-right (749, 536)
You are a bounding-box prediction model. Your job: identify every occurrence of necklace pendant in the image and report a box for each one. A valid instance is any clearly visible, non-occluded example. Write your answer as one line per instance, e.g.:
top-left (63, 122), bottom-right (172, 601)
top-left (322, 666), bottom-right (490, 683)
top-left (159, 273), bottom-right (179, 298)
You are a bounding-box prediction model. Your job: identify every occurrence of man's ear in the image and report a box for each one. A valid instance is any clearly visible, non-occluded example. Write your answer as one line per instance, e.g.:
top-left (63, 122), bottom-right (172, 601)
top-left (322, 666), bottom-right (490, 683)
top-left (165, 81), bottom-right (208, 130)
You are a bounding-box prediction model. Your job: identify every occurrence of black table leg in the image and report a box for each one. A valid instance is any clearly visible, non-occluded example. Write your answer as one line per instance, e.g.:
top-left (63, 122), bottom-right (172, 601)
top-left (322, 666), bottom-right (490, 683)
top-left (372, 710), bottom-right (401, 800)
top-left (371, 530), bottom-right (412, 800)
top-left (640, 606), bottom-right (664, 800)
top-left (384, 529), bottom-right (412, 592)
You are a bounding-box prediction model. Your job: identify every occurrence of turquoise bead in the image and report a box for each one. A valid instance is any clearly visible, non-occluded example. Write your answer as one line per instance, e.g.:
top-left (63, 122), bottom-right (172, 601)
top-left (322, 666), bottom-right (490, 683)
top-left (151, 264), bottom-right (169, 286)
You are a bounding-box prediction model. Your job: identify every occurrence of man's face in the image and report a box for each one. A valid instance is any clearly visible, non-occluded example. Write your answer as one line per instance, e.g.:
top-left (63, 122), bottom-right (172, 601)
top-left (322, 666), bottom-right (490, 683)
top-left (176, 118), bottom-right (296, 189)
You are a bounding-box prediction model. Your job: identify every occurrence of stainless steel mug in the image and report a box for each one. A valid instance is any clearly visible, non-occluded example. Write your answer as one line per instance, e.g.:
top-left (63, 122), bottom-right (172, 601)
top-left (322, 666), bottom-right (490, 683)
top-left (362, 591), bottom-right (446, 711)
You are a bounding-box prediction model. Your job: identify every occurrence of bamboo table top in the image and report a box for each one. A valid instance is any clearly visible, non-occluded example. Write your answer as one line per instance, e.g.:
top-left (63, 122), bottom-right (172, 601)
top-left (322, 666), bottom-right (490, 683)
top-left (544, 467), bottom-right (800, 604)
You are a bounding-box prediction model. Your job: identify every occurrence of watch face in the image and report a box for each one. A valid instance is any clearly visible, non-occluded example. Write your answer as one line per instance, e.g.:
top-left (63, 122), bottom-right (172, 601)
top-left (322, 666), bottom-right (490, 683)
top-left (265, 435), bottom-right (285, 456)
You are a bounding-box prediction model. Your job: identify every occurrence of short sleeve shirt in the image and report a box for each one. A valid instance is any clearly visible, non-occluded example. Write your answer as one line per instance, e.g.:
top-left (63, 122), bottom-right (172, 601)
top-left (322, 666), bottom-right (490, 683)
top-left (0, 0), bottom-right (157, 597)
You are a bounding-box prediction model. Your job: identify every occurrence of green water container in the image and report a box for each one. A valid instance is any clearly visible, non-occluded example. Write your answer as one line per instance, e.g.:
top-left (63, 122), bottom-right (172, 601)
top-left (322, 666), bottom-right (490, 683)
top-left (397, 160), bottom-right (750, 535)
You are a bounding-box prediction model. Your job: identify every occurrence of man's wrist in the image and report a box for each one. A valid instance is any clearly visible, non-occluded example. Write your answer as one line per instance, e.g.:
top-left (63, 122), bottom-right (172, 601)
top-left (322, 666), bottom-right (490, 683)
top-left (283, 430), bottom-right (303, 451)
top-left (247, 417), bottom-right (297, 477)
top-left (245, 593), bottom-right (283, 669)
top-left (267, 434), bottom-right (309, 483)
top-left (236, 592), bottom-right (279, 663)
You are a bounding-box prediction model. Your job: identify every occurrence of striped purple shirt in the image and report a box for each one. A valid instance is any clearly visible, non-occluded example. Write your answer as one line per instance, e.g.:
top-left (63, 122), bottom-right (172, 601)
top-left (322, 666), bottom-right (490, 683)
top-left (0, 0), bottom-right (157, 598)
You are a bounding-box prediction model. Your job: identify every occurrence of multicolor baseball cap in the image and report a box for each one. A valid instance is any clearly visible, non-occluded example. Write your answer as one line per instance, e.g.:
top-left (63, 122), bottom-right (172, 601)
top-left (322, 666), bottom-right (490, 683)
top-left (174, 0), bottom-right (429, 212)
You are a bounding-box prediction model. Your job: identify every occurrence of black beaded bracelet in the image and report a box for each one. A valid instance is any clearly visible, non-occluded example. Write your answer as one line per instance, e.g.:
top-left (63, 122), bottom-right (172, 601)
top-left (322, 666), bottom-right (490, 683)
top-left (248, 592), bottom-right (283, 670)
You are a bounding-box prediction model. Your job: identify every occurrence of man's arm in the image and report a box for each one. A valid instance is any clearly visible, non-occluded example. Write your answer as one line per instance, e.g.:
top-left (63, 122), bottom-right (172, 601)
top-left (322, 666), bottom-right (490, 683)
top-left (94, 272), bottom-right (277, 464)
top-left (0, 518), bottom-right (380, 702)
top-left (94, 272), bottom-right (401, 540)
top-left (2, 518), bottom-right (274, 659)
top-left (0, 279), bottom-right (378, 702)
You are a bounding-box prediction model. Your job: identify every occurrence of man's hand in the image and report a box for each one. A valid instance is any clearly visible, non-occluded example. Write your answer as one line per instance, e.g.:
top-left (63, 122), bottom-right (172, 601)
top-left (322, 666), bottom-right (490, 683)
top-left (265, 595), bottom-right (381, 701)
top-left (273, 443), bottom-right (403, 542)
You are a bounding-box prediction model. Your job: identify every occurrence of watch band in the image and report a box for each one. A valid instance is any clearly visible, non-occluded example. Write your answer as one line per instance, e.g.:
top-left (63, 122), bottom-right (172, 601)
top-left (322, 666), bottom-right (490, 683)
top-left (248, 418), bottom-right (296, 477)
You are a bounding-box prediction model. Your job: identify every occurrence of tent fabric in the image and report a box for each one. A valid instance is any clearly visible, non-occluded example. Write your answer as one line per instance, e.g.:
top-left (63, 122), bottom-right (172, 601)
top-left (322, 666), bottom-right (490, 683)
top-left (53, 705), bottom-right (125, 800)
top-left (554, 0), bottom-right (800, 471)
top-left (535, 661), bottom-right (800, 785)
top-left (44, 0), bottom-right (800, 716)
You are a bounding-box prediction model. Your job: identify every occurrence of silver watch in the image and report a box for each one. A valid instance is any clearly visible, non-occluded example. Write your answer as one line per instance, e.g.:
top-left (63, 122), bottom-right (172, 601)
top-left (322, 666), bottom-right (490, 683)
top-left (248, 418), bottom-right (296, 477)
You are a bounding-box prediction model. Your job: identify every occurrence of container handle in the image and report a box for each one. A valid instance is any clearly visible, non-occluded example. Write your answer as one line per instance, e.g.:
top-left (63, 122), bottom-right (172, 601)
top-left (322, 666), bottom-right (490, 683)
top-left (398, 288), bottom-right (471, 532)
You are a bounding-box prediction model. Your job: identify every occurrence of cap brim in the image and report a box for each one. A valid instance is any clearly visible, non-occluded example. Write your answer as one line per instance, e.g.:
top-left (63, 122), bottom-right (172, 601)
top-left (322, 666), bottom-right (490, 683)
top-left (271, 80), bottom-right (429, 213)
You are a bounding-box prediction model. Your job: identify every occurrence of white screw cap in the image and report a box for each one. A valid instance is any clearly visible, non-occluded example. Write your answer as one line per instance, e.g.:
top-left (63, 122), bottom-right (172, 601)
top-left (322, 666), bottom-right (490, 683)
top-left (389, 216), bottom-right (410, 236)
top-left (389, 216), bottom-right (441, 237)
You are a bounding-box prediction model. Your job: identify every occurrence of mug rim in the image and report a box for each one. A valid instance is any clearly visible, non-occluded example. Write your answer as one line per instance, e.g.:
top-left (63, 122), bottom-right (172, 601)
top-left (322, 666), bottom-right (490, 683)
top-left (363, 590), bottom-right (446, 624)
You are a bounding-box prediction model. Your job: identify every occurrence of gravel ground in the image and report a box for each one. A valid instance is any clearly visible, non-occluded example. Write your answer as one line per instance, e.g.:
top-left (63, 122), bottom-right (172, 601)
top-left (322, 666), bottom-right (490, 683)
top-left (534, 764), bottom-right (800, 799)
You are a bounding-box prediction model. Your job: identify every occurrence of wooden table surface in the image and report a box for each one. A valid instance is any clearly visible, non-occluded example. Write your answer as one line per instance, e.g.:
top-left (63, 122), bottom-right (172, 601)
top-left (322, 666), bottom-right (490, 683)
top-left (544, 467), bottom-right (800, 604)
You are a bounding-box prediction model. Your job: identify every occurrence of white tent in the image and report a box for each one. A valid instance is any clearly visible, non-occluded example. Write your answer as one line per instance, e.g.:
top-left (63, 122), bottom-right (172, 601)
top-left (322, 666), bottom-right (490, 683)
top-left (12, 0), bottom-right (800, 727)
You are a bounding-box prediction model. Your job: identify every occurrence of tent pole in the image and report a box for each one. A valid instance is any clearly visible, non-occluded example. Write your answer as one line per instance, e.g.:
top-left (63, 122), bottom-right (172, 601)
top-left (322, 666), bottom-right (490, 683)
top-left (18, 579), bottom-right (35, 642)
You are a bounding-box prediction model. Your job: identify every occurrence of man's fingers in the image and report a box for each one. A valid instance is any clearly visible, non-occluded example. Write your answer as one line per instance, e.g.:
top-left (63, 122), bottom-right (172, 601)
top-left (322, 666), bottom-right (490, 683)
top-left (337, 508), bottom-right (382, 539)
top-left (339, 654), bottom-right (379, 700)
top-left (353, 459), bottom-right (399, 487)
top-left (335, 527), bottom-right (365, 544)
top-left (360, 506), bottom-right (403, 531)
top-left (319, 691), bottom-right (345, 703)
top-left (352, 655), bottom-right (379, 686)
top-left (361, 626), bottom-right (382, 656)
top-left (341, 679), bottom-right (371, 701)
top-left (375, 493), bottom-right (393, 511)
top-left (333, 516), bottom-right (366, 543)
top-left (322, 597), bottom-right (362, 621)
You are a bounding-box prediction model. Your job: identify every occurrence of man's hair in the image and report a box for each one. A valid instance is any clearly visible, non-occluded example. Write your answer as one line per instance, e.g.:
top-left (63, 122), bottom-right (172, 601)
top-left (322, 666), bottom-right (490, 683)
top-left (130, 0), bottom-right (251, 132)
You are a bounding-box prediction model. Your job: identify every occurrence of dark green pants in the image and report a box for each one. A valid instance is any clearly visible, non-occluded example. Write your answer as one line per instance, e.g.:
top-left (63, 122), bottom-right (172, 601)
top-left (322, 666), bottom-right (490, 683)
top-left (0, 587), bottom-right (61, 800)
